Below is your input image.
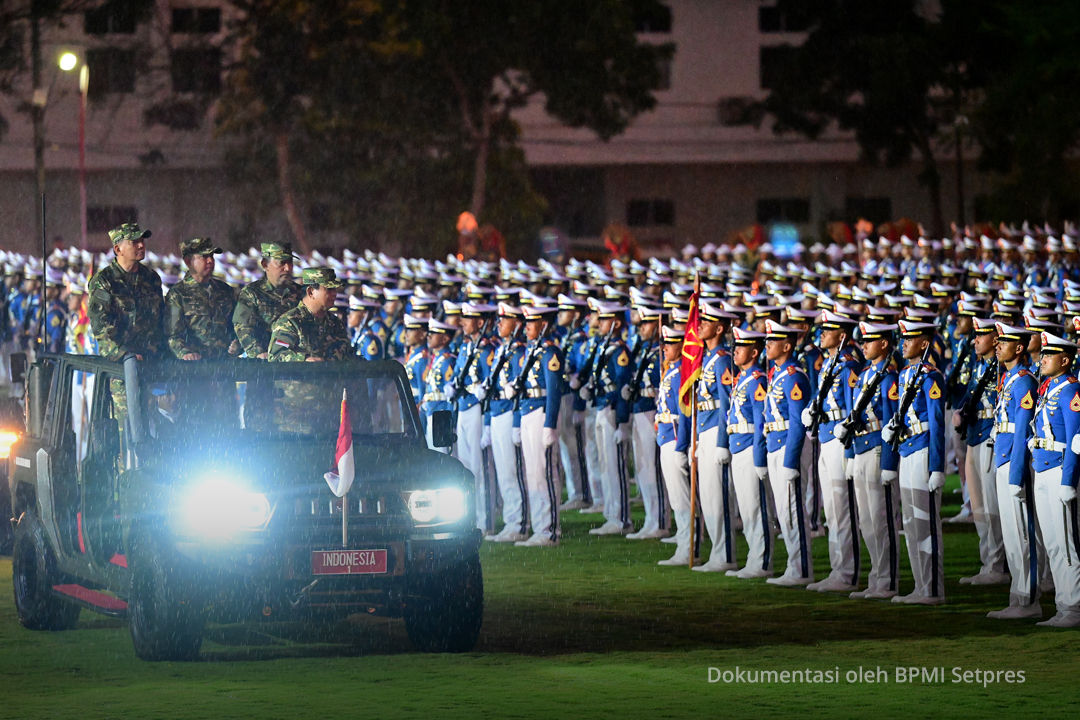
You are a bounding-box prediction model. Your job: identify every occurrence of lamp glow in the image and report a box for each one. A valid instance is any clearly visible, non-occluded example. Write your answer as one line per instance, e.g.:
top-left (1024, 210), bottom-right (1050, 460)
top-left (59, 53), bottom-right (78, 72)
top-left (181, 477), bottom-right (270, 537)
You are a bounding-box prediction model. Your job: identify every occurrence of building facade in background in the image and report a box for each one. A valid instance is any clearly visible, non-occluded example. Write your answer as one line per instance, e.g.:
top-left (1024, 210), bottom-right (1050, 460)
top-left (0, 0), bottom-right (986, 256)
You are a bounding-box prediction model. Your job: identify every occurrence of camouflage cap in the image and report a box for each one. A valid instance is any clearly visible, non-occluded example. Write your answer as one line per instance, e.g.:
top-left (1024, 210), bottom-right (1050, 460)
top-left (302, 267), bottom-right (344, 289)
top-left (108, 223), bottom-right (151, 245)
top-left (180, 237), bottom-right (223, 257)
top-left (260, 242), bottom-right (296, 261)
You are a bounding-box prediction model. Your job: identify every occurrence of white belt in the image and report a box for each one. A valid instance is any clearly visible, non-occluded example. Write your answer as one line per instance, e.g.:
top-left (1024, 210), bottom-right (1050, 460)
top-left (657, 412), bottom-right (678, 423)
top-left (764, 420), bottom-right (789, 434)
top-left (822, 409), bottom-right (845, 421)
top-left (423, 392), bottom-right (447, 402)
top-left (465, 382), bottom-right (482, 395)
top-left (727, 422), bottom-right (755, 434)
top-left (639, 388), bottom-right (657, 398)
top-left (899, 420), bottom-right (927, 439)
top-left (698, 399), bottom-right (719, 411)
top-left (1033, 438), bottom-right (1066, 452)
top-left (855, 420), bottom-right (881, 437)
top-left (602, 382), bottom-right (616, 394)
top-left (994, 421), bottom-right (1015, 433)
top-left (976, 409), bottom-right (994, 420)
top-left (525, 388), bottom-right (546, 399)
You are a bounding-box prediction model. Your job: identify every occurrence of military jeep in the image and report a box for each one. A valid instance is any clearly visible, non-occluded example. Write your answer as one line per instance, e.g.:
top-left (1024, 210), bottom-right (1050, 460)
top-left (7, 355), bottom-right (482, 660)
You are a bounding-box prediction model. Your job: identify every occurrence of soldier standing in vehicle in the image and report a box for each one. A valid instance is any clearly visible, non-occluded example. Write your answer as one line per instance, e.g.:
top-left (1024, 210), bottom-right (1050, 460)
top-left (234, 242), bottom-right (303, 359)
top-left (268, 268), bottom-right (349, 362)
top-left (166, 238), bottom-right (238, 361)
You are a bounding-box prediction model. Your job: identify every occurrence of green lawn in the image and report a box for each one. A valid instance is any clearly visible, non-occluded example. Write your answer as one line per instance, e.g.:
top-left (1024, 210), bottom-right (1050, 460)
top-left (0, 476), bottom-right (1077, 719)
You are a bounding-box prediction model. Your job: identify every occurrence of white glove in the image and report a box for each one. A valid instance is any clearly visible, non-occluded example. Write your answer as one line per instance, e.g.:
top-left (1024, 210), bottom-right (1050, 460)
top-left (480, 426), bottom-right (492, 449)
top-left (833, 422), bottom-right (849, 442)
top-left (845, 462), bottom-right (855, 482)
top-left (755, 467), bottom-right (768, 481)
top-left (572, 411), bottom-right (584, 425)
top-left (579, 387), bottom-right (592, 401)
top-left (569, 374), bottom-right (581, 390)
top-left (880, 470), bottom-right (898, 486)
top-left (512, 427), bottom-right (522, 446)
top-left (613, 423), bottom-right (629, 444)
top-left (543, 427), bottom-right (558, 447)
top-left (716, 447), bottom-right (731, 466)
top-left (1009, 483), bottom-right (1023, 500)
top-left (928, 471), bottom-right (946, 492)
top-left (778, 467), bottom-right (799, 484)
top-left (1061, 485), bottom-right (1078, 504)
top-left (472, 386), bottom-right (486, 402)
top-left (800, 407), bottom-right (813, 426)
top-left (881, 424), bottom-right (896, 445)
top-left (444, 382), bottom-right (457, 401)
top-left (621, 385), bottom-right (632, 401)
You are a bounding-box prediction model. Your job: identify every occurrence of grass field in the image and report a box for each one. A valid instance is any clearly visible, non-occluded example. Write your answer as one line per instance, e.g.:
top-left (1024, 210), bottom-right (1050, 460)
top-left (1, 476), bottom-right (1077, 719)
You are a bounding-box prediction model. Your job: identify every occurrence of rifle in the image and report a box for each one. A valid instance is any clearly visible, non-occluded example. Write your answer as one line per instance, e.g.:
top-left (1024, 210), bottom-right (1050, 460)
top-left (582, 327), bottom-right (616, 399)
top-left (840, 361), bottom-right (889, 449)
top-left (453, 334), bottom-right (483, 401)
top-left (479, 325), bottom-right (523, 413)
top-left (578, 327), bottom-right (613, 394)
top-left (511, 337), bottom-right (546, 412)
top-left (956, 359), bottom-right (998, 441)
top-left (884, 340), bottom-right (935, 451)
top-left (944, 335), bottom-right (972, 408)
top-left (626, 339), bottom-right (659, 407)
top-left (808, 334), bottom-right (849, 439)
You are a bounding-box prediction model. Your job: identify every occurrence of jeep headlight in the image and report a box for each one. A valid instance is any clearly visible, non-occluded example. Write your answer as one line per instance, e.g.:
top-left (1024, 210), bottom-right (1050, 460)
top-left (181, 476), bottom-right (271, 537)
top-left (408, 487), bottom-right (466, 524)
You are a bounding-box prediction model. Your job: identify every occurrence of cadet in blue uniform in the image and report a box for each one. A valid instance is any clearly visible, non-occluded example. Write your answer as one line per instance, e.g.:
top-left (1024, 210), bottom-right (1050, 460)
top-left (585, 300), bottom-right (634, 535)
top-left (655, 326), bottom-right (699, 566)
top-left (43, 268), bottom-right (67, 354)
top-left (883, 320), bottom-right (947, 605)
top-left (347, 295), bottom-right (385, 360)
top-left (1029, 331), bottom-right (1080, 627)
top-left (446, 302), bottom-right (496, 532)
top-left (804, 310), bottom-right (863, 592)
top-left (625, 304), bottom-right (670, 539)
top-left (421, 319), bottom-right (458, 451)
top-left (402, 314), bottom-right (429, 409)
top-left (987, 323), bottom-right (1046, 620)
top-left (788, 307), bottom-right (825, 536)
top-left (694, 302), bottom-right (738, 571)
top-left (725, 326), bottom-right (773, 578)
top-left (836, 322), bottom-right (902, 600)
top-left (555, 294), bottom-right (591, 510)
top-left (485, 302), bottom-right (529, 543)
top-left (514, 305), bottom-right (565, 547)
top-left (954, 317), bottom-right (1008, 585)
top-left (762, 319), bottom-right (814, 586)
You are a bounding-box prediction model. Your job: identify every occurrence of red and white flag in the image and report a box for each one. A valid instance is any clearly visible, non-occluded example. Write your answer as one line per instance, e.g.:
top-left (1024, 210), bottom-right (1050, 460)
top-left (324, 389), bottom-right (355, 497)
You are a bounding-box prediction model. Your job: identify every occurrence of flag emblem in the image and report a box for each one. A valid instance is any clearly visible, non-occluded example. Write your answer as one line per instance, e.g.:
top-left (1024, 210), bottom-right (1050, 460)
top-left (678, 279), bottom-right (704, 416)
top-left (324, 389), bottom-right (355, 498)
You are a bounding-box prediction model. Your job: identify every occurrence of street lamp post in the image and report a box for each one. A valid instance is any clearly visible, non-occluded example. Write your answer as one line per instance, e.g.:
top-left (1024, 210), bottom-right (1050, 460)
top-left (59, 52), bottom-right (88, 250)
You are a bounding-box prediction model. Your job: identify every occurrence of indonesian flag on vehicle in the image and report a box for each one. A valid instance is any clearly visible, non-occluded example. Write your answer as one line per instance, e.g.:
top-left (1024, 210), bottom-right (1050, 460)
top-left (324, 389), bottom-right (355, 497)
top-left (679, 275), bottom-right (704, 416)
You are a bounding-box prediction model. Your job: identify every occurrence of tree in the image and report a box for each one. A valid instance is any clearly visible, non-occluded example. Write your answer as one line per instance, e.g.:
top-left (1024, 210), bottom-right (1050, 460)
top-left (762, 0), bottom-right (948, 236)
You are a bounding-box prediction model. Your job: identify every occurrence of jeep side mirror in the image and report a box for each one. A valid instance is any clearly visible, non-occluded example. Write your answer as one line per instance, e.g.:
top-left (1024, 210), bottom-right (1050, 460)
top-left (430, 410), bottom-right (456, 449)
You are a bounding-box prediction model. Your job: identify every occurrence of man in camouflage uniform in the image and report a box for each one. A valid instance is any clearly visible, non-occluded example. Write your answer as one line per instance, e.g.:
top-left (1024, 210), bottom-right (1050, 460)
top-left (233, 242), bottom-right (303, 359)
top-left (268, 268), bottom-right (350, 362)
top-left (166, 237), bottom-right (238, 360)
top-left (86, 223), bottom-right (165, 426)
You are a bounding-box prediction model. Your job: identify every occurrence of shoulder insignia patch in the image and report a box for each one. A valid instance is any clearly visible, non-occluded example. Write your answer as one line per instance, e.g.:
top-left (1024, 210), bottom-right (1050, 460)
top-left (848, 372), bottom-right (858, 388)
top-left (548, 355), bottom-right (561, 372)
top-left (1071, 393), bottom-right (1080, 412)
top-left (754, 384), bottom-right (767, 401)
top-left (367, 340), bottom-right (378, 356)
top-left (1020, 391), bottom-right (1034, 410)
top-left (790, 383), bottom-right (802, 401)
top-left (814, 355), bottom-right (823, 371)
top-left (888, 383), bottom-right (900, 401)
top-left (721, 368), bottom-right (733, 386)
top-left (617, 351), bottom-right (629, 367)
top-left (929, 381), bottom-right (941, 400)
top-left (485, 354), bottom-right (493, 366)
top-left (445, 365), bottom-right (453, 381)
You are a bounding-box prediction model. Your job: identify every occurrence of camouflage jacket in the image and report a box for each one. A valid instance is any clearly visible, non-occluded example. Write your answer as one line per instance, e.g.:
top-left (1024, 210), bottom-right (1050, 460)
top-left (268, 302), bottom-right (351, 362)
top-left (232, 276), bottom-right (304, 357)
top-left (165, 273), bottom-right (238, 359)
top-left (87, 260), bottom-right (165, 361)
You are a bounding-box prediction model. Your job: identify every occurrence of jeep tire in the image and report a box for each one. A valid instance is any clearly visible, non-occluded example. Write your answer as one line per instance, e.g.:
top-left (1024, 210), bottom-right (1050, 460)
top-left (404, 554), bottom-right (483, 653)
top-left (12, 512), bottom-right (81, 631)
top-left (128, 530), bottom-right (205, 661)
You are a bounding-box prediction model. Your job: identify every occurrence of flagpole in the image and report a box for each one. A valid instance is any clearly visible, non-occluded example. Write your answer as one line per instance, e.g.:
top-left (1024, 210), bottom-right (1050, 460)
top-left (687, 380), bottom-right (699, 570)
top-left (343, 489), bottom-right (349, 547)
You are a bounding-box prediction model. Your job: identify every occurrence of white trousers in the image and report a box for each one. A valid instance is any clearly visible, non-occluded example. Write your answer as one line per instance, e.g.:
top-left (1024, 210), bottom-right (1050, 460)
top-left (583, 406), bottom-right (604, 506)
top-left (698, 426), bottom-right (737, 566)
top-left (492, 410), bottom-right (528, 536)
top-left (997, 462), bottom-right (1045, 607)
top-left (768, 445), bottom-right (813, 580)
top-left (818, 438), bottom-right (859, 585)
top-left (595, 406), bottom-right (631, 528)
top-left (853, 447), bottom-right (901, 594)
top-left (966, 439), bottom-right (1005, 574)
top-left (558, 394), bottom-right (587, 503)
top-left (456, 404), bottom-right (490, 532)
top-left (520, 408), bottom-right (560, 542)
top-left (1033, 467), bottom-right (1080, 613)
top-left (731, 447), bottom-right (773, 573)
top-left (632, 411), bottom-right (669, 532)
top-left (899, 447), bottom-right (944, 599)
top-left (660, 442), bottom-right (698, 559)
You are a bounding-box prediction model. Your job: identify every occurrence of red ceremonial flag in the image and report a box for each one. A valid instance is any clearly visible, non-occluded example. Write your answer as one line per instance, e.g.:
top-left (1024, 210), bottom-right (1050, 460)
top-left (679, 275), bottom-right (704, 416)
top-left (323, 388), bottom-right (355, 497)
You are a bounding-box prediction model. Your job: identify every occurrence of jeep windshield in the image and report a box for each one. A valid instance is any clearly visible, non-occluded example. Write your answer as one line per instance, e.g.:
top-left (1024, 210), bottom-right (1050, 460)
top-left (137, 361), bottom-right (419, 441)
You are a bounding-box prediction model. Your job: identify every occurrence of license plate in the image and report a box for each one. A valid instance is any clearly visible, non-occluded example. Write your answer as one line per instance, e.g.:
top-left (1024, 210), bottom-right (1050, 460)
top-left (311, 549), bottom-right (388, 575)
